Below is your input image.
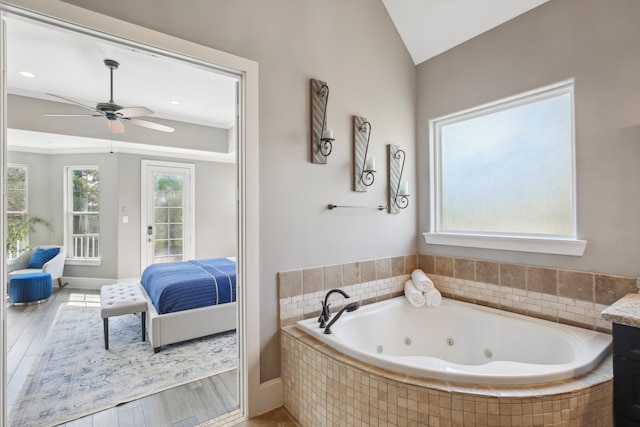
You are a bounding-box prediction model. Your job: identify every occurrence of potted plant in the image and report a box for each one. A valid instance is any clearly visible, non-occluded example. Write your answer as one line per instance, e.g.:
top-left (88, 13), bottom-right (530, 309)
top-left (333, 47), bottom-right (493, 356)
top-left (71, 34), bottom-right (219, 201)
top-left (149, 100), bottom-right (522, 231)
top-left (6, 215), bottom-right (53, 259)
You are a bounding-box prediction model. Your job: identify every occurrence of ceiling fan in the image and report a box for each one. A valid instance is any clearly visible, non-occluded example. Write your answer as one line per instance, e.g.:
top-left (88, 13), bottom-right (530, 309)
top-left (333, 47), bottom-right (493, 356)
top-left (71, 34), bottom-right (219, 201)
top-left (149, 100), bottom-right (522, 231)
top-left (44, 59), bottom-right (175, 134)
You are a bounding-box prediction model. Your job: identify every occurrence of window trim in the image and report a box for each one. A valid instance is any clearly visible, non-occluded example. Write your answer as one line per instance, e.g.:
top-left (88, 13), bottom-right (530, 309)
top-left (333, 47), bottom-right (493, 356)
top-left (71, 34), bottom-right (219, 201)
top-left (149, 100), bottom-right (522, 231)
top-left (63, 165), bottom-right (102, 265)
top-left (426, 80), bottom-right (587, 256)
top-left (422, 232), bottom-right (587, 256)
top-left (7, 163), bottom-right (28, 216)
top-left (7, 164), bottom-right (29, 258)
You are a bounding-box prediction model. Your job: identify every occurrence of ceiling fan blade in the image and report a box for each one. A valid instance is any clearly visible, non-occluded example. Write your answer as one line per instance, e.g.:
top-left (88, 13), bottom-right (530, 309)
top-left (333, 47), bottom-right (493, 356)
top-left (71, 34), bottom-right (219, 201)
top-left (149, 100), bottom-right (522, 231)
top-left (107, 119), bottom-right (125, 134)
top-left (42, 113), bottom-right (103, 117)
top-left (116, 106), bottom-right (153, 118)
top-left (45, 93), bottom-right (101, 113)
top-left (125, 117), bottom-right (175, 133)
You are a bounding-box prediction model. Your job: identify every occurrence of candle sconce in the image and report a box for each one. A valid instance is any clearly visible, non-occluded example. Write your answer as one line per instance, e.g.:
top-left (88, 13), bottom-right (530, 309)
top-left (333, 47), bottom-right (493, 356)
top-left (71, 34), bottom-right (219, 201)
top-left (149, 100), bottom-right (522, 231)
top-left (353, 116), bottom-right (375, 192)
top-left (388, 144), bottom-right (410, 214)
top-left (310, 78), bottom-right (333, 164)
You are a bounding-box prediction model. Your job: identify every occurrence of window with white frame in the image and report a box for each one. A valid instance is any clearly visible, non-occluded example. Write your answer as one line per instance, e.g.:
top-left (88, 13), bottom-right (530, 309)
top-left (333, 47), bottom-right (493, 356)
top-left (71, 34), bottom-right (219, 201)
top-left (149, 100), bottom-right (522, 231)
top-left (65, 166), bottom-right (100, 261)
top-left (426, 80), bottom-right (587, 255)
top-left (7, 164), bottom-right (29, 258)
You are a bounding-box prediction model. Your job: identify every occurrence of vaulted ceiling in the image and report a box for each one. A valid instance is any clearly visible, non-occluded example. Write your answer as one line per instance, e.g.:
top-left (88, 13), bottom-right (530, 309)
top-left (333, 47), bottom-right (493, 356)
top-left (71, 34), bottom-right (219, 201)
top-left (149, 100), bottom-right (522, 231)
top-left (382, 0), bottom-right (549, 65)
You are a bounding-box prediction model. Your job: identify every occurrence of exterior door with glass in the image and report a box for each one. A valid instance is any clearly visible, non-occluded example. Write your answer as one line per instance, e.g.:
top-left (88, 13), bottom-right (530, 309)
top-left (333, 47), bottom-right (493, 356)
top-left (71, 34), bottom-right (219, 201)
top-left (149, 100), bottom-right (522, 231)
top-left (141, 160), bottom-right (195, 270)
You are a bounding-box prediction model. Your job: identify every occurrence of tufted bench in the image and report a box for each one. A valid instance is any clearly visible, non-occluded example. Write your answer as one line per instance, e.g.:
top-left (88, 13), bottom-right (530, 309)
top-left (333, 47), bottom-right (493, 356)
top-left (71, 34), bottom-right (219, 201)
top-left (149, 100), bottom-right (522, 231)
top-left (100, 283), bottom-right (147, 349)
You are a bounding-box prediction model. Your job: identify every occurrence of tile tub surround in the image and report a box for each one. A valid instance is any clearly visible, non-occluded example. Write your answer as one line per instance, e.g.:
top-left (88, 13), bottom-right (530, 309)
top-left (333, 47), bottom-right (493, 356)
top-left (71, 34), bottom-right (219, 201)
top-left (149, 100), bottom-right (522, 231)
top-left (278, 253), bottom-right (636, 333)
top-left (278, 255), bottom-right (417, 327)
top-left (418, 254), bottom-right (638, 334)
top-left (278, 255), bottom-right (617, 425)
top-left (282, 327), bottom-right (613, 426)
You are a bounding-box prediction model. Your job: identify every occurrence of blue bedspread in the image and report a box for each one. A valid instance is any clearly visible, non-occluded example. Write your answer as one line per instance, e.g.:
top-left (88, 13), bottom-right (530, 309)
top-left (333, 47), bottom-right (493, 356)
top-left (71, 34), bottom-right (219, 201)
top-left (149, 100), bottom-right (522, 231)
top-left (141, 258), bottom-right (236, 314)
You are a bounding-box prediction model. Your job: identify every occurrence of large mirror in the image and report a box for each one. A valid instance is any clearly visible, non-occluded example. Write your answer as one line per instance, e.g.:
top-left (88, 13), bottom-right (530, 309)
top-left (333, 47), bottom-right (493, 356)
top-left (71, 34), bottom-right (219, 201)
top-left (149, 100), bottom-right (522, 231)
top-left (5, 15), bottom-right (241, 425)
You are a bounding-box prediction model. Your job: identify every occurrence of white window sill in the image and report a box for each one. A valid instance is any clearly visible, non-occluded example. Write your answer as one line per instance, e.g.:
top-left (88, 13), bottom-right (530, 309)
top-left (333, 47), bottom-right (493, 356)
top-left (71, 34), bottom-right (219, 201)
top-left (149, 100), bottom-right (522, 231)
top-left (423, 232), bottom-right (587, 256)
top-left (65, 258), bottom-right (102, 266)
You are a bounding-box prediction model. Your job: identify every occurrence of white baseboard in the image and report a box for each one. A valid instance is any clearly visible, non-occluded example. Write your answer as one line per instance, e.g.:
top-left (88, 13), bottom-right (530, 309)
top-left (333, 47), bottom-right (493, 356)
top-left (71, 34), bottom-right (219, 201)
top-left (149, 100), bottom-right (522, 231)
top-left (252, 377), bottom-right (283, 417)
top-left (61, 277), bottom-right (140, 290)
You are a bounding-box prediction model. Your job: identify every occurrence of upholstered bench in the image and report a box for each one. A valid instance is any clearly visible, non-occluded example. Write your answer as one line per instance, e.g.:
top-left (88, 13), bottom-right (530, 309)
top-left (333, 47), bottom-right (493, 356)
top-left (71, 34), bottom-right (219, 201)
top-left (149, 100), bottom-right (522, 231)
top-left (100, 283), bottom-right (147, 349)
top-left (8, 272), bottom-right (53, 305)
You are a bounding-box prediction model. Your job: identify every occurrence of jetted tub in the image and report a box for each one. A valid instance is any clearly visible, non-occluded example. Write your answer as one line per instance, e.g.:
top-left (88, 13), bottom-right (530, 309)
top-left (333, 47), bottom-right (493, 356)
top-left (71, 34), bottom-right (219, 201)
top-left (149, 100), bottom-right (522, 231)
top-left (297, 296), bottom-right (611, 385)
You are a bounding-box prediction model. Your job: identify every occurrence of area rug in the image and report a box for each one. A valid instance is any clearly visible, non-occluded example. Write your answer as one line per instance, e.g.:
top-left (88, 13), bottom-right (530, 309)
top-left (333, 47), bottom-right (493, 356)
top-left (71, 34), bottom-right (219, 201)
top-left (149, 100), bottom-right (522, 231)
top-left (8, 303), bottom-right (237, 427)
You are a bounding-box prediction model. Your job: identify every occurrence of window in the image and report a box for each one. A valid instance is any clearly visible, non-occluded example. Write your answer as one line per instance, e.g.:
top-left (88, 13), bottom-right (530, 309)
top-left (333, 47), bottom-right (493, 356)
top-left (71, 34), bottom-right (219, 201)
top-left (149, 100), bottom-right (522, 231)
top-left (6, 165), bottom-right (28, 258)
top-left (425, 80), bottom-right (587, 255)
top-left (153, 173), bottom-right (185, 263)
top-left (65, 166), bottom-right (100, 263)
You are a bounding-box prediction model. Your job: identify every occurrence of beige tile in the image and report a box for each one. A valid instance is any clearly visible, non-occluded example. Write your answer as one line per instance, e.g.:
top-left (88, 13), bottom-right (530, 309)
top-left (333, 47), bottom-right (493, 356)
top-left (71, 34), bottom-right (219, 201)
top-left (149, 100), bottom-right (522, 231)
top-left (526, 266), bottom-right (557, 295)
top-left (418, 254), bottom-right (435, 274)
top-left (391, 256), bottom-right (405, 277)
top-left (435, 256), bottom-right (454, 277)
top-left (279, 270), bottom-right (303, 298)
top-left (343, 262), bottom-right (361, 287)
top-left (454, 258), bottom-right (475, 281)
top-left (476, 260), bottom-right (499, 285)
top-left (404, 255), bottom-right (418, 275)
top-left (361, 260), bottom-right (376, 282)
top-left (233, 407), bottom-right (297, 426)
top-left (500, 263), bottom-right (526, 290)
top-left (558, 270), bottom-right (594, 302)
top-left (376, 258), bottom-right (392, 280)
top-left (324, 264), bottom-right (343, 289)
top-left (302, 267), bottom-right (323, 294)
top-left (595, 274), bottom-right (636, 306)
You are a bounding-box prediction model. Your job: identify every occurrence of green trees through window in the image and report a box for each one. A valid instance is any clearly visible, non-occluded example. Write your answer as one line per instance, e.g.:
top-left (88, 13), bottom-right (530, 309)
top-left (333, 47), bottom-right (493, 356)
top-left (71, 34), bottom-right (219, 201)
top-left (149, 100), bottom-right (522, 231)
top-left (68, 167), bottom-right (100, 259)
top-left (153, 174), bottom-right (184, 262)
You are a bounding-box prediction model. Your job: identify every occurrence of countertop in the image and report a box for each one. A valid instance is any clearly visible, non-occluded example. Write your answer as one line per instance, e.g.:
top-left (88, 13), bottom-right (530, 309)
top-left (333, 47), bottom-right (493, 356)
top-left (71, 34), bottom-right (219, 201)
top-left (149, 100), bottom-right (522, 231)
top-left (601, 293), bottom-right (640, 328)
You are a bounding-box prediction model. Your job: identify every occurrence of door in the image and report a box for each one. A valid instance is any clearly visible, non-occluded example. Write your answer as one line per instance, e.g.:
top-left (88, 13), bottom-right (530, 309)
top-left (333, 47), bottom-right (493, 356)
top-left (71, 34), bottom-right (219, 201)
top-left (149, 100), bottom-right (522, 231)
top-left (141, 160), bottom-right (196, 270)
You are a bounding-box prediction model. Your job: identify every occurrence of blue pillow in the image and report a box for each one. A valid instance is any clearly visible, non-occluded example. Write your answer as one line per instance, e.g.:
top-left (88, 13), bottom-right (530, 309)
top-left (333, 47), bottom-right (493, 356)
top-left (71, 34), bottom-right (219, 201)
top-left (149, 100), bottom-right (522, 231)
top-left (27, 247), bottom-right (60, 269)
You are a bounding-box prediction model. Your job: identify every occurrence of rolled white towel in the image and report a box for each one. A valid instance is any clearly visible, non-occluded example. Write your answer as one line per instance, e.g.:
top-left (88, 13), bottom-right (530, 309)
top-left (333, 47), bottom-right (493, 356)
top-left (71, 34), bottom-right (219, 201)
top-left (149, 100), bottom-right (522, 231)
top-left (424, 288), bottom-right (442, 307)
top-left (411, 269), bottom-right (434, 292)
top-left (404, 279), bottom-right (426, 308)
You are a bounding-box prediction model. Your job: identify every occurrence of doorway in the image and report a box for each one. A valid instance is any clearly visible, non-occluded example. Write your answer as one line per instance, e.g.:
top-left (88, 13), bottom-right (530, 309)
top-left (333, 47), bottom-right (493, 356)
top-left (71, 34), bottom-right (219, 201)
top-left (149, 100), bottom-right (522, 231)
top-left (141, 160), bottom-right (196, 269)
top-left (0, 2), bottom-right (261, 425)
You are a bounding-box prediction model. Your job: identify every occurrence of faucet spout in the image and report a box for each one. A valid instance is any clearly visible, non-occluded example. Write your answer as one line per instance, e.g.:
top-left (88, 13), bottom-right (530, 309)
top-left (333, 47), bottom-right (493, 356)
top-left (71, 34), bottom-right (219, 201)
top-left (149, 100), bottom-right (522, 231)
top-left (318, 289), bottom-right (350, 328)
top-left (324, 301), bottom-right (360, 334)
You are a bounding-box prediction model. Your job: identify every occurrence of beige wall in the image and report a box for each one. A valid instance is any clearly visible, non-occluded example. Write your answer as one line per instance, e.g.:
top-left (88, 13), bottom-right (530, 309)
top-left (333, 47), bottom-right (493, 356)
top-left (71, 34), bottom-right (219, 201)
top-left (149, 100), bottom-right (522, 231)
top-left (59, 0), bottom-right (418, 382)
top-left (416, 0), bottom-right (640, 277)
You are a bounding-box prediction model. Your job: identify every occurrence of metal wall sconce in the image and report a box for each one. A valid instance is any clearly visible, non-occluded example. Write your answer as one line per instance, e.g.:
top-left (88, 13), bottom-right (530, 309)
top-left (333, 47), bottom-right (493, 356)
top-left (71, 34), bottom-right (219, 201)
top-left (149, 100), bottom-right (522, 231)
top-left (388, 144), bottom-right (410, 214)
top-left (310, 78), bottom-right (333, 164)
top-left (353, 116), bottom-right (376, 192)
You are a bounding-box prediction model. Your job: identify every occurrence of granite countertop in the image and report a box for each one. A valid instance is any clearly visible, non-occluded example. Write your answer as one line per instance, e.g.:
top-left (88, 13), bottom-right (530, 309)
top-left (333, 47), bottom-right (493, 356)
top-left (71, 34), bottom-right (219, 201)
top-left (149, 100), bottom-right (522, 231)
top-left (601, 293), bottom-right (640, 328)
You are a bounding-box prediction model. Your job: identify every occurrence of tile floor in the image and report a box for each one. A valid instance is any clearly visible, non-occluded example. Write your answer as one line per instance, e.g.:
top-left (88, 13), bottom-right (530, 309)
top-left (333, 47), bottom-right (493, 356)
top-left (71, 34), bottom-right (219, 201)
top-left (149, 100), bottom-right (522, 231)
top-left (232, 407), bottom-right (298, 426)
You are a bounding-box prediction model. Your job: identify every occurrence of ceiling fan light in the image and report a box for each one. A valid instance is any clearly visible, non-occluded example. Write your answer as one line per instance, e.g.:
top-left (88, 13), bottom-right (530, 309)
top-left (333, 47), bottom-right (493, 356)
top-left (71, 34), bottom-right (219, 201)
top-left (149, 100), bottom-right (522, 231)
top-left (108, 119), bottom-right (125, 134)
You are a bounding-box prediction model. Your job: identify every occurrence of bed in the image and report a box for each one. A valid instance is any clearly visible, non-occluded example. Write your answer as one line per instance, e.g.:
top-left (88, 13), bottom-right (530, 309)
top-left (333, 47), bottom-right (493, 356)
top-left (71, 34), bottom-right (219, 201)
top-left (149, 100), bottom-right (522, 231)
top-left (139, 257), bottom-right (237, 352)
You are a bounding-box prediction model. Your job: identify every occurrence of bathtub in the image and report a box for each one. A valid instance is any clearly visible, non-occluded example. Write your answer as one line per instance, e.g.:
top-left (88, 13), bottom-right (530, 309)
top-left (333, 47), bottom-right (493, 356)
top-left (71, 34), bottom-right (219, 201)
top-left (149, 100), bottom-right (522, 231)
top-left (296, 296), bottom-right (611, 385)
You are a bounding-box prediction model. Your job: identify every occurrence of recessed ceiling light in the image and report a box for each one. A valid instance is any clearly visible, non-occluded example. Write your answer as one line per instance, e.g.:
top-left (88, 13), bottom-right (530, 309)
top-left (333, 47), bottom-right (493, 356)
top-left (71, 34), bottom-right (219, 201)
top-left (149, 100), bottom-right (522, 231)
top-left (170, 100), bottom-right (181, 105)
top-left (19, 71), bottom-right (36, 78)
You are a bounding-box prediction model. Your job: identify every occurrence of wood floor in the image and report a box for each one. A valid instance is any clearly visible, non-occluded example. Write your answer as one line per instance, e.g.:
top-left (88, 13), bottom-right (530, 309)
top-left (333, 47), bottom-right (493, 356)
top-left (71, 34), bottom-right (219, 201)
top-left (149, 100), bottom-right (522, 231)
top-left (6, 287), bottom-right (240, 426)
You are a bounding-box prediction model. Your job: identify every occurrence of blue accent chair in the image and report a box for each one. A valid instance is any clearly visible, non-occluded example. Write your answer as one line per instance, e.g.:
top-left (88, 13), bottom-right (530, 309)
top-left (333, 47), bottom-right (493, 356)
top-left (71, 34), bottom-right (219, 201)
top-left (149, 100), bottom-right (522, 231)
top-left (8, 245), bottom-right (66, 289)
